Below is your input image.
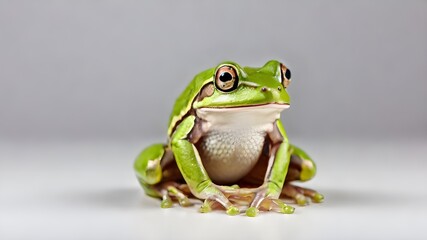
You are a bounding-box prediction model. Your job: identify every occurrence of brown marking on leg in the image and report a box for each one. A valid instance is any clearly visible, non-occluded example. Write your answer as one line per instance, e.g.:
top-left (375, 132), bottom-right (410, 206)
top-left (284, 155), bottom-right (303, 182)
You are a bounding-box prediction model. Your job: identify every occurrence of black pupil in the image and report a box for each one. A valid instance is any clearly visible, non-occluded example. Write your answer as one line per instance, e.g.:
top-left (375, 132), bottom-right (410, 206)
top-left (285, 69), bottom-right (291, 79)
top-left (219, 72), bottom-right (233, 82)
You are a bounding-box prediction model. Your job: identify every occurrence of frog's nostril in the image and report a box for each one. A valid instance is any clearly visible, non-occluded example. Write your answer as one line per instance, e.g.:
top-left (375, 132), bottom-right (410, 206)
top-left (261, 87), bottom-right (269, 92)
top-left (277, 86), bottom-right (282, 91)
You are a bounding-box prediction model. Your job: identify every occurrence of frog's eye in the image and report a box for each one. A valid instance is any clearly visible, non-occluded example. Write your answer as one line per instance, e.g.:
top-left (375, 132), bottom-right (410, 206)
top-left (214, 65), bottom-right (239, 92)
top-left (280, 63), bottom-right (291, 88)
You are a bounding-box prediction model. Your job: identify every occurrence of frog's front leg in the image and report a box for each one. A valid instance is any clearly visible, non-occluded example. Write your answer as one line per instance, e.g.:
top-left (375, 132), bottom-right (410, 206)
top-left (245, 120), bottom-right (295, 217)
top-left (171, 115), bottom-right (239, 216)
top-left (134, 144), bottom-right (192, 208)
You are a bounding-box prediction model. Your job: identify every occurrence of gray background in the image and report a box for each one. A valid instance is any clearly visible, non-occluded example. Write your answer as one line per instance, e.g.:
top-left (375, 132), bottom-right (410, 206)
top-left (1, 1), bottom-right (427, 240)
top-left (1, 0), bottom-right (426, 139)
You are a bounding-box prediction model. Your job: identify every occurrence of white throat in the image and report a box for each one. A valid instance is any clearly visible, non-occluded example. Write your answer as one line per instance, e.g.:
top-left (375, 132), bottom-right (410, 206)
top-left (196, 103), bottom-right (289, 132)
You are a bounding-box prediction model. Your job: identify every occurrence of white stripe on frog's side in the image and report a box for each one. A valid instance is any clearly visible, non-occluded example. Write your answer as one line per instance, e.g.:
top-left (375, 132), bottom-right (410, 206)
top-left (195, 103), bottom-right (289, 184)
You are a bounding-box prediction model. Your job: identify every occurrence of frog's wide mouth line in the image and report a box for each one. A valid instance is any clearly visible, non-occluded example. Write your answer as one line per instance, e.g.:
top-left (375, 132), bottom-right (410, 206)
top-left (198, 103), bottom-right (290, 111)
top-left (196, 103), bottom-right (288, 128)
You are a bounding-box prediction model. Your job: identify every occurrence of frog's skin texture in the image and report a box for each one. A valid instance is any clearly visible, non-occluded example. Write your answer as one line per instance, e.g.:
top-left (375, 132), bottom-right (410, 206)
top-left (134, 60), bottom-right (323, 217)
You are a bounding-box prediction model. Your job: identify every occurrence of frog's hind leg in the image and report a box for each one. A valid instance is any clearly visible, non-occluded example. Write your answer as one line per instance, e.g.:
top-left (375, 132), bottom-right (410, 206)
top-left (134, 143), bottom-right (193, 208)
top-left (134, 144), bottom-right (169, 188)
top-left (281, 144), bottom-right (324, 206)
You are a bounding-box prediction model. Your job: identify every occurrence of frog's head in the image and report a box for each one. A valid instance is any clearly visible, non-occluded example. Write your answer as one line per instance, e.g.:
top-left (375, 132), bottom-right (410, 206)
top-left (193, 60), bottom-right (292, 109)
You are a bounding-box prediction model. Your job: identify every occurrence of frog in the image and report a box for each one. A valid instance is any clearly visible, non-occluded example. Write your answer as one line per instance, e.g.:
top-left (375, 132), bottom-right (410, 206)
top-left (134, 60), bottom-right (323, 217)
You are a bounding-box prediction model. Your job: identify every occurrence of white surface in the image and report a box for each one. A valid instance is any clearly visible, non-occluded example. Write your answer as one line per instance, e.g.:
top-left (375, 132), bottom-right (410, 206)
top-left (1, 138), bottom-right (427, 240)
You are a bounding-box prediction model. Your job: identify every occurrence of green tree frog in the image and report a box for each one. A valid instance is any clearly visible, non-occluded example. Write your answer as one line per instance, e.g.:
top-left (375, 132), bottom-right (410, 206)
top-left (134, 60), bottom-right (323, 217)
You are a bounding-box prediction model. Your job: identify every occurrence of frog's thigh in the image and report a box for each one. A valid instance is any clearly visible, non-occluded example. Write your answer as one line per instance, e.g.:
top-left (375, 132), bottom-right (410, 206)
top-left (285, 144), bottom-right (316, 182)
top-left (134, 144), bottom-right (173, 197)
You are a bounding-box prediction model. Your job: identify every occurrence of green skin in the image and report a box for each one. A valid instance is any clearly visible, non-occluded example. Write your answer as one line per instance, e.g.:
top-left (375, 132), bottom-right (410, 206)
top-left (134, 60), bottom-right (323, 217)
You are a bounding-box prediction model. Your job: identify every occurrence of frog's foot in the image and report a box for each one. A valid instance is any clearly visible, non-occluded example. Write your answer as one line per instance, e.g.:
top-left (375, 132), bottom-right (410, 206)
top-left (199, 199), bottom-right (239, 216)
top-left (194, 183), bottom-right (241, 216)
top-left (158, 182), bottom-right (193, 208)
top-left (243, 186), bottom-right (295, 217)
top-left (281, 183), bottom-right (324, 206)
top-left (216, 185), bottom-right (256, 206)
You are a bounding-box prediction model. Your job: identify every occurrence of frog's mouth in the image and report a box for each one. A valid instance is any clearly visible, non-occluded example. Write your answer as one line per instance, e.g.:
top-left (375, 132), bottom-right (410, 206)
top-left (196, 103), bottom-right (289, 130)
top-left (199, 103), bottom-right (290, 111)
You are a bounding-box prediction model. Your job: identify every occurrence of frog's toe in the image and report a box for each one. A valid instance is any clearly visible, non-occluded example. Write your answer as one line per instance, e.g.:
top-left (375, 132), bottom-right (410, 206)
top-left (312, 192), bottom-right (324, 203)
top-left (226, 205), bottom-right (240, 216)
top-left (282, 183), bottom-right (324, 205)
top-left (295, 194), bottom-right (308, 206)
top-left (160, 198), bottom-right (173, 208)
top-left (167, 185), bottom-right (194, 207)
top-left (199, 199), bottom-right (213, 213)
top-left (269, 199), bottom-right (295, 214)
top-left (298, 186), bottom-right (324, 204)
top-left (178, 196), bottom-right (192, 207)
top-left (245, 207), bottom-right (259, 217)
top-left (160, 190), bottom-right (173, 208)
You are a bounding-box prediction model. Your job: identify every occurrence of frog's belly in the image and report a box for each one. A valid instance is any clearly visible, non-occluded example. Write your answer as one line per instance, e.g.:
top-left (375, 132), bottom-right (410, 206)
top-left (197, 129), bottom-right (266, 185)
